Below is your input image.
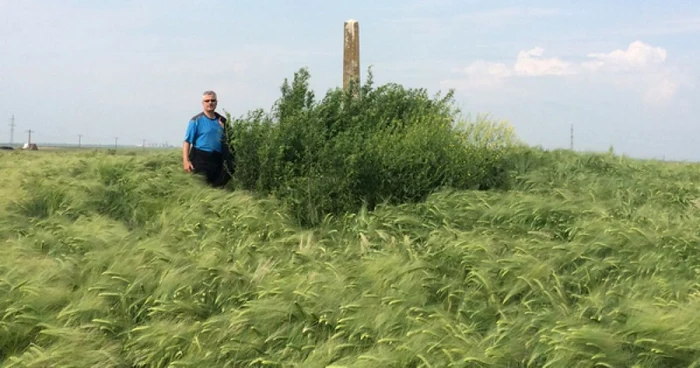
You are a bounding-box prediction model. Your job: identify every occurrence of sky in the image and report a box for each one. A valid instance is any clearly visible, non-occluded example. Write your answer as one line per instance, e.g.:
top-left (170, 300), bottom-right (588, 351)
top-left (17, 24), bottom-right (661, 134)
top-left (1, 0), bottom-right (699, 160)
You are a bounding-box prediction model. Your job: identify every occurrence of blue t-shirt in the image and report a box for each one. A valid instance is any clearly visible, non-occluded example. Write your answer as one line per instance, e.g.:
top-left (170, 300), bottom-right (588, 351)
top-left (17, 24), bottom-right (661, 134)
top-left (184, 113), bottom-right (224, 153)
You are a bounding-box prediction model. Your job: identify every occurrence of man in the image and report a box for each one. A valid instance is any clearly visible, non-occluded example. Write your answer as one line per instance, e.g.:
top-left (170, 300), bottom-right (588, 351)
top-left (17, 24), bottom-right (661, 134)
top-left (182, 90), bottom-right (235, 187)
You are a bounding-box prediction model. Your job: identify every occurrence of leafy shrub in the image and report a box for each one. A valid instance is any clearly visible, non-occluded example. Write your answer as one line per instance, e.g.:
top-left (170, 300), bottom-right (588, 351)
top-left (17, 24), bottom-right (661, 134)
top-left (227, 68), bottom-right (521, 225)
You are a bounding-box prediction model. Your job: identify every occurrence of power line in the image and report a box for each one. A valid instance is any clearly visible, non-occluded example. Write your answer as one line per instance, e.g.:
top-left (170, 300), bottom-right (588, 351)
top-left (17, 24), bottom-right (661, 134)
top-left (9, 115), bottom-right (15, 145)
top-left (570, 124), bottom-right (574, 150)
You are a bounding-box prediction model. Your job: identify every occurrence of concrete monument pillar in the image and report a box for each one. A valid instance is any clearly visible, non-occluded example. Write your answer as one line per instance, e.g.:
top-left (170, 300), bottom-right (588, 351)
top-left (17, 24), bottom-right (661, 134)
top-left (343, 19), bottom-right (360, 93)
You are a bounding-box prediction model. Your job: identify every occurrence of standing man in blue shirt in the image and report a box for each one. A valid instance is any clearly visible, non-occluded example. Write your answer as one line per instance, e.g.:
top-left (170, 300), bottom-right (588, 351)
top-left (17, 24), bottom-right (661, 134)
top-left (182, 90), bottom-right (234, 187)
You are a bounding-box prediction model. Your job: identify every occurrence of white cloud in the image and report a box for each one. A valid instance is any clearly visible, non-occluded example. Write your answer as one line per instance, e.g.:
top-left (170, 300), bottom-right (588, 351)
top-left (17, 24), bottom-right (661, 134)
top-left (583, 41), bottom-right (667, 72)
top-left (447, 47), bottom-right (575, 87)
top-left (644, 76), bottom-right (679, 106)
top-left (513, 47), bottom-right (577, 76)
top-left (443, 41), bottom-right (685, 106)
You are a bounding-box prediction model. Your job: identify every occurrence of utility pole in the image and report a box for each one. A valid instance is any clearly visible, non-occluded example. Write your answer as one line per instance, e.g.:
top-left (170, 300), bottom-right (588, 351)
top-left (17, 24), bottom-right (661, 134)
top-left (26, 129), bottom-right (34, 145)
top-left (114, 137), bottom-right (118, 150)
top-left (570, 124), bottom-right (574, 150)
top-left (142, 139), bottom-right (146, 152)
top-left (78, 134), bottom-right (82, 148)
top-left (9, 115), bottom-right (15, 145)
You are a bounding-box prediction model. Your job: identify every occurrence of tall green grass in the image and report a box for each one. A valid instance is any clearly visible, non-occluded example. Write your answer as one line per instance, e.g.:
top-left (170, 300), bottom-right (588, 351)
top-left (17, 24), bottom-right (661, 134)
top-left (3, 145), bottom-right (700, 367)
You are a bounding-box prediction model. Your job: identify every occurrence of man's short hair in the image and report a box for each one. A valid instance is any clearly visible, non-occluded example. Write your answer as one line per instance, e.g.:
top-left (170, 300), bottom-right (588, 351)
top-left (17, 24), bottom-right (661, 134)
top-left (202, 90), bottom-right (217, 99)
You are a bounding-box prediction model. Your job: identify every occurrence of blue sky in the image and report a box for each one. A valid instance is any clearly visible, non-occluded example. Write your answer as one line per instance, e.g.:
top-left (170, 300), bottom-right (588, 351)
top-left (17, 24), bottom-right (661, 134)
top-left (1, 0), bottom-right (699, 160)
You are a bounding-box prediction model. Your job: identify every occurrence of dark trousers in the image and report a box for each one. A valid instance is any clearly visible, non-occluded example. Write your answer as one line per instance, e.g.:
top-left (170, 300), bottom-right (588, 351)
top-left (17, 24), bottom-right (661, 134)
top-left (189, 147), bottom-right (224, 185)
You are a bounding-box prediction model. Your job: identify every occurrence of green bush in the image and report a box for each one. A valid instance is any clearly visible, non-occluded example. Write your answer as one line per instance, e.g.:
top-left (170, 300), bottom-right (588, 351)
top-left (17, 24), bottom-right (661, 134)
top-left (227, 68), bottom-right (521, 226)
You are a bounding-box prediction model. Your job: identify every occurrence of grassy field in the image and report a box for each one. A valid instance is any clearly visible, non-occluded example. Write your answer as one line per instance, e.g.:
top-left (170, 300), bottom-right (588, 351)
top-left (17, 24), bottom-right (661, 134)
top-left (2, 145), bottom-right (700, 367)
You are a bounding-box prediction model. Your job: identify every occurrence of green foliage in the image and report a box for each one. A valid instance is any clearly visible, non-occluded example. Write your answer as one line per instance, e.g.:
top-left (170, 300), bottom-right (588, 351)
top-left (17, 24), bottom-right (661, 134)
top-left (228, 68), bottom-right (519, 226)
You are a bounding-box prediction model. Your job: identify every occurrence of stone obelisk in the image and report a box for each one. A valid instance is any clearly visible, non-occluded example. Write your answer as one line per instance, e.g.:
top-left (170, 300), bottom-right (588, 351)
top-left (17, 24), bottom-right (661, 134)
top-left (343, 19), bottom-right (360, 93)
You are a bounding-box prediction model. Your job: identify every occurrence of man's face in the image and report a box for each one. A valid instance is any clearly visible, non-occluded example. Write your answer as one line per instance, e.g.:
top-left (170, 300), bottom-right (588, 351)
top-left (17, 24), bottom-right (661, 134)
top-left (202, 94), bottom-right (217, 112)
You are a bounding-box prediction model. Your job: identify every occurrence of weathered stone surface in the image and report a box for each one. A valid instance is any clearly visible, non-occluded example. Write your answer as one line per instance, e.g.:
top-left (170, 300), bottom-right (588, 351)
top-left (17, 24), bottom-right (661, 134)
top-left (343, 19), bottom-right (360, 93)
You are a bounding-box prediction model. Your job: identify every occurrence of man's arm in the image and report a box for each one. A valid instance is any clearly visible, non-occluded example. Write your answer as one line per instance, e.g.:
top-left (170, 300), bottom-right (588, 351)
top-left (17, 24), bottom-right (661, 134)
top-left (183, 120), bottom-right (196, 172)
top-left (183, 141), bottom-right (193, 172)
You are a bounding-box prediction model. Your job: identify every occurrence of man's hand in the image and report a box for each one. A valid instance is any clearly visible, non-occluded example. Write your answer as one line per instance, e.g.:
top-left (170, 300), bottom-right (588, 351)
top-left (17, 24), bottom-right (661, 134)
top-left (183, 160), bottom-right (194, 172)
top-left (183, 142), bottom-right (194, 172)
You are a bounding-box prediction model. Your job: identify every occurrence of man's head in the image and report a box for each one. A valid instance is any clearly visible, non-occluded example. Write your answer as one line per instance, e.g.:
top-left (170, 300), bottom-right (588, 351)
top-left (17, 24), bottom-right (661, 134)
top-left (202, 91), bottom-right (218, 114)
